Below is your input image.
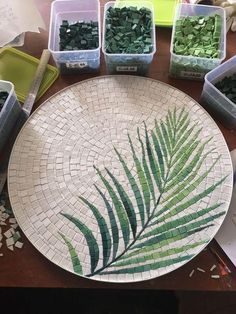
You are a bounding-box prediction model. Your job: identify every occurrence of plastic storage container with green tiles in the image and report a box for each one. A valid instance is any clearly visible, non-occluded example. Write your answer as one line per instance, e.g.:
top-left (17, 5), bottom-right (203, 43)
top-left (0, 47), bottom-right (59, 103)
top-left (0, 80), bottom-right (21, 153)
top-left (116, 0), bottom-right (180, 26)
top-left (169, 3), bottom-right (226, 80)
top-left (103, 1), bottom-right (156, 75)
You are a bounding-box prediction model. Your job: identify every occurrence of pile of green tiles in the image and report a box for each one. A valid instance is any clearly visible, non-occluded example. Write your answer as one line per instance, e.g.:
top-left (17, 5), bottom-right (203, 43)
top-left (59, 20), bottom-right (99, 51)
top-left (0, 91), bottom-right (8, 113)
top-left (105, 6), bottom-right (153, 54)
top-left (215, 74), bottom-right (236, 104)
top-left (173, 14), bottom-right (222, 59)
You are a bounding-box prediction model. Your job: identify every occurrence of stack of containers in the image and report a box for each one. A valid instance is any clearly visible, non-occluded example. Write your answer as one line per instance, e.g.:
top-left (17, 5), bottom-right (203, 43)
top-left (169, 3), bottom-right (226, 80)
top-left (48, 0), bottom-right (101, 74)
top-left (201, 56), bottom-right (236, 129)
top-left (0, 80), bottom-right (21, 153)
top-left (102, 1), bottom-right (156, 75)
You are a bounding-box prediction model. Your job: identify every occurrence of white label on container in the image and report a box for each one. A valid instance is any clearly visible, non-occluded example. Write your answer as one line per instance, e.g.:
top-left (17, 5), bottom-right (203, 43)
top-left (181, 71), bottom-right (204, 79)
top-left (116, 66), bottom-right (138, 72)
top-left (66, 61), bottom-right (88, 69)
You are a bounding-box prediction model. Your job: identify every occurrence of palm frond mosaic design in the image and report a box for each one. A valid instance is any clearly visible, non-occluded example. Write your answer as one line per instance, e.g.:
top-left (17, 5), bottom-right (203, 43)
top-left (60, 108), bottom-right (226, 277)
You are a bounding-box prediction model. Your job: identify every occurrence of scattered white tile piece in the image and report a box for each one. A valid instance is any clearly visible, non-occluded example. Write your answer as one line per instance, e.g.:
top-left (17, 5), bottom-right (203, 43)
top-left (210, 264), bottom-right (217, 272)
top-left (0, 253), bottom-right (3, 256)
top-left (189, 269), bottom-right (195, 277)
top-left (11, 223), bottom-right (18, 229)
top-left (10, 228), bottom-right (15, 235)
top-left (9, 218), bottom-right (17, 224)
top-left (1, 213), bottom-right (9, 220)
top-left (211, 275), bottom-right (220, 279)
top-left (7, 245), bottom-right (14, 251)
top-left (6, 237), bottom-right (14, 247)
top-left (15, 241), bottom-right (24, 249)
top-left (197, 267), bottom-right (206, 273)
top-left (4, 229), bottom-right (12, 238)
top-left (0, 222), bottom-right (6, 226)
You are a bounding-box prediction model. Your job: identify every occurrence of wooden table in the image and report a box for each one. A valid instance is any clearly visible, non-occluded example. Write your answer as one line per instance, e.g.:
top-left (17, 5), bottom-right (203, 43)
top-left (1, 0), bottom-right (236, 291)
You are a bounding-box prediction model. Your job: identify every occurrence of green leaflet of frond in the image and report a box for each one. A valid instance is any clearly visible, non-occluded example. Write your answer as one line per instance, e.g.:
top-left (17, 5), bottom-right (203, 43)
top-left (120, 224), bottom-right (213, 260)
top-left (154, 120), bottom-right (168, 162)
top-left (155, 175), bottom-right (227, 223)
top-left (94, 185), bottom-right (119, 260)
top-left (59, 233), bottom-right (83, 274)
top-left (114, 148), bottom-right (145, 227)
top-left (176, 107), bottom-right (186, 125)
top-left (168, 136), bottom-right (202, 181)
top-left (164, 152), bottom-right (219, 203)
top-left (99, 255), bottom-right (193, 275)
top-left (167, 109), bottom-right (176, 131)
top-left (144, 124), bottom-right (163, 192)
top-left (166, 115), bottom-right (175, 148)
top-left (160, 120), bottom-right (172, 156)
top-left (141, 203), bottom-right (222, 240)
top-left (79, 196), bottom-right (111, 267)
top-left (151, 130), bottom-right (165, 180)
top-left (131, 213), bottom-right (220, 251)
top-left (137, 127), bottom-right (156, 204)
top-left (164, 147), bottom-right (215, 194)
top-left (176, 117), bottom-right (191, 141)
top-left (173, 107), bottom-right (177, 126)
top-left (172, 122), bottom-right (197, 156)
top-left (105, 167), bottom-right (137, 237)
top-left (128, 134), bottom-right (151, 219)
top-left (112, 241), bottom-right (205, 267)
top-left (94, 166), bottom-right (130, 247)
top-left (177, 109), bottom-right (189, 128)
top-left (60, 213), bottom-right (99, 274)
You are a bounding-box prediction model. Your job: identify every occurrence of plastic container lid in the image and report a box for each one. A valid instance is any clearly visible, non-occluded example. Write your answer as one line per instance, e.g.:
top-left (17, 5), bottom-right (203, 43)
top-left (0, 47), bottom-right (59, 103)
top-left (116, 0), bottom-right (180, 26)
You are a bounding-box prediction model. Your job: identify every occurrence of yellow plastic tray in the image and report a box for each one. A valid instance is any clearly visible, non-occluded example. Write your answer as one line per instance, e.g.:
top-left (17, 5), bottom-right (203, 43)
top-left (116, 0), bottom-right (180, 27)
top-left (0, 47), bottom-right (59, 103)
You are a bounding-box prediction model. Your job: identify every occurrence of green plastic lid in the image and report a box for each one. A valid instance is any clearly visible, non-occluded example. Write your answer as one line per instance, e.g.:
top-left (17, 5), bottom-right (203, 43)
top-left (0, 47), bottom-right (59, 103)
top-left (116, 0), bottom-right (180, 27)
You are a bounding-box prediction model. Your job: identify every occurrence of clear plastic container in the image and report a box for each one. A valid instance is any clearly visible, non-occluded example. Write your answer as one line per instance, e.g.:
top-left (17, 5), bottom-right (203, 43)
top-left (169, 3), bottom-right (226, 80)
top-left (48, 0), bottom-right (101, 74)
top-left (102, 1), bottom-right (156, 75)
top-left (200, 55), bottom-right (236, 129)
top-left (0, 80), bottom-right (21, 153)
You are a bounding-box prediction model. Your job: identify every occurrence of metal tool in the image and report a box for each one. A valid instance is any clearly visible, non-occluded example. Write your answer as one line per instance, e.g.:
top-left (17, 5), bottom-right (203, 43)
top-left (0, 49), bottom-right (51, 193)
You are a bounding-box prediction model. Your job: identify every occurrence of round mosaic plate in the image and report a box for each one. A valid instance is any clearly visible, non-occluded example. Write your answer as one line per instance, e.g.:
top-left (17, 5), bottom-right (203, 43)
top-left (8, 76), bottom-right (233, 283)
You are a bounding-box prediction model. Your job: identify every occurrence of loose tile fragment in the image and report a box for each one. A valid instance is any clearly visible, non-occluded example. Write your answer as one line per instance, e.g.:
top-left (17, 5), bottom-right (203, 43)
top-left (211, 274), bottom-right (220, 279)
top-left (210, 264), bottom-right (217, 272)
top-left (197, 267), bottom-right (206, 273)
top-left (189, 269), bottom-right (195, 277)
top-left (15, 241), bottom-right (24, 249)
top-left (6, 237), bottom-right (14, 247)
